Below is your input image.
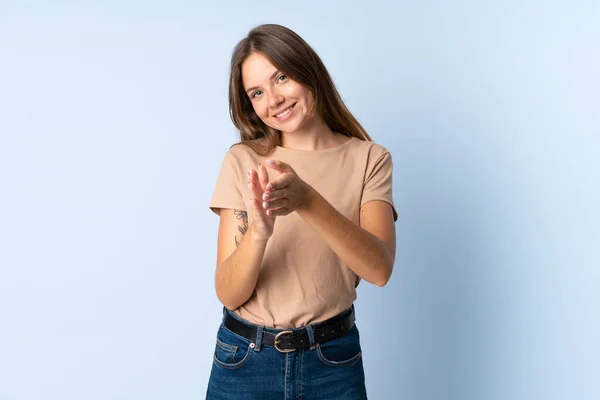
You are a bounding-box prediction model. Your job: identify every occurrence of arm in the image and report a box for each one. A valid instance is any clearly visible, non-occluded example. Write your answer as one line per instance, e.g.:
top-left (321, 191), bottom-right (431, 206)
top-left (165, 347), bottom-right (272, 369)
top-left (262, 160), bottom-right (396, 287)
top-left (215, 209), bottom-right (269, 310)
top-left (214, 164), bottom-right (276, 310)
top-left (297, 191), bottom-right (396, 287)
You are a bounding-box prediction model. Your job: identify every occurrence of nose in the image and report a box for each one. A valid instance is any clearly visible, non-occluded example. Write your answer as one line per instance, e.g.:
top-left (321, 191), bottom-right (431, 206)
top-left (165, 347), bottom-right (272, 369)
top-left (267, 90), bottom-right (284, 110)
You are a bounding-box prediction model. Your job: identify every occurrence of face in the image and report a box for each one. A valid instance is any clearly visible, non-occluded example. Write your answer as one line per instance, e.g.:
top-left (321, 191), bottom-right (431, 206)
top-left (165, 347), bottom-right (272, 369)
top-left (241, 52), bottom-right (315, 134)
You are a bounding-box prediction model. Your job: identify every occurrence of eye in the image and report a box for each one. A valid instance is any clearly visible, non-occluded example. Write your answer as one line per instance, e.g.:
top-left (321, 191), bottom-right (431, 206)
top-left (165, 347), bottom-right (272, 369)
top-left (277, 74), bottom-right (287, 82)
top-left (251, 90), bottom-right (262, 99)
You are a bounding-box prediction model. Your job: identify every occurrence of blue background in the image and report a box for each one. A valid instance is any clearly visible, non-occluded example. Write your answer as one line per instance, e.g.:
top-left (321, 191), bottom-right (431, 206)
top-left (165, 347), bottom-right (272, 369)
top-left (1, 1), bottom-right (598, 399)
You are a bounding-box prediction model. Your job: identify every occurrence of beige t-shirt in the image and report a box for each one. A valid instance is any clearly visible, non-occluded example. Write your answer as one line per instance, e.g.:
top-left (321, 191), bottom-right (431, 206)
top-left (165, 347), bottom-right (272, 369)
top-left (209, 137), bottom-right (397, 328)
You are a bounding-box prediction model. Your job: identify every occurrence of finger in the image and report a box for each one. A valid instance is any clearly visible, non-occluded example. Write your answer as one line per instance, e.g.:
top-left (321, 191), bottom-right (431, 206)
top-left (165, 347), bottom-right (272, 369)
top-left (265, 175), bottom-right (291, 191)
top-left (265, 159), bottom-right (293, 173)
top-left (249, 196), bottom-right (260, 210)
top-left (248, 169), bottom-right (261, 188)
top-left (262, 188), bottom-right (286, 201)
top-left (265, 207), bottom-right (289, 217)
top-left (247, 172), bottom-right (264, 203)
top-left (258, 163), bottom-right (269, 191)
top-left (251, 197), bottom-right (265, 212)
top-left (262, 198), bottom-right (288, 210)
top-left (246, 170), bottom-right (255, 188)
top-left (251, 198), bottom-right (271, 221)
top-left (253, 173), bottom-right (269, 203)
top-left (247, 181), bottom-right (259, 200)
top-left (247, 169), bottom-right (257, 182)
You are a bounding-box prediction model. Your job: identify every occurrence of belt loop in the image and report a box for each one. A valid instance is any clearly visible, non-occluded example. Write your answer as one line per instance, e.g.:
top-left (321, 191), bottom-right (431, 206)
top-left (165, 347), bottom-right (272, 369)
top-left (254, 325), bottom-right (264, 352)
top-left (305, 325), bottom-right (316, 349)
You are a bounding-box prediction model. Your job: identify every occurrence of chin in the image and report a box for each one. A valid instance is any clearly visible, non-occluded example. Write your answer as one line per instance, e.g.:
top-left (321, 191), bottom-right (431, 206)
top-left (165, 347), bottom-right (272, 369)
top-left (265, 121), bottom-right (300, 134)
top-left (280, 124), bottom-right (303, 134)
top-left (277, 117), bottom-right (309, 134)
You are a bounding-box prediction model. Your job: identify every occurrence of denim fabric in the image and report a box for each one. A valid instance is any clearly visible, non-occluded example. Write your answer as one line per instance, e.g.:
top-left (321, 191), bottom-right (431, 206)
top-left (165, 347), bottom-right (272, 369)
top-left (206, 306), bottom-right (367, 399)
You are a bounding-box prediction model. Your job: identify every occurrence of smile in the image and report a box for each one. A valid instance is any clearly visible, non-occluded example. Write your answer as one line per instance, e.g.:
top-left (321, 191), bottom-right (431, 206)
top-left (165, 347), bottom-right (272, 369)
top-left (275, 103), bottom-right (296, 119)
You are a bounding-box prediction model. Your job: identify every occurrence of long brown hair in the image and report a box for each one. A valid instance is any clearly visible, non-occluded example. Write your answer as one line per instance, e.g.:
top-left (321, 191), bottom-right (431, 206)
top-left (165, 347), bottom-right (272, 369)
top-left (229, 24), bottom-right (372, 155)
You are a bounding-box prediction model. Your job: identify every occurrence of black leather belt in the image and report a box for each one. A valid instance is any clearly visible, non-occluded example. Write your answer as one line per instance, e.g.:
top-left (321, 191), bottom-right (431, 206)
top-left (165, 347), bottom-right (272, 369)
top-left (222, 305), bottom-right (355, 353)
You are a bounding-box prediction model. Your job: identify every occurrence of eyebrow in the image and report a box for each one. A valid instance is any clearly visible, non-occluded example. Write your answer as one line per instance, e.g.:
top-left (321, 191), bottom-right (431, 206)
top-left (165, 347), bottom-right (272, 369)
top-left (245, 70), bottom-right (281, 94)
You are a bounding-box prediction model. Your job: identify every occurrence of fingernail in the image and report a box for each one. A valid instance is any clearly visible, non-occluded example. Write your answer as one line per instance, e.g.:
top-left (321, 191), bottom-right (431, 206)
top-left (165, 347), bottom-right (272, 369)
top-left (266, 183), bottom-right (273, 190)
top-left (267, 160), bottom-right (275, 164)
top-left (263, 193), bottom-right (270, 200)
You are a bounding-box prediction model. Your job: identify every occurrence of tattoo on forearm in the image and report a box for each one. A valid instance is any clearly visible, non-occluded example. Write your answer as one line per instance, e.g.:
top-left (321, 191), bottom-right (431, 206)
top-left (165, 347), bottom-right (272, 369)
top-left (234, 209), bottom-right (248, 247)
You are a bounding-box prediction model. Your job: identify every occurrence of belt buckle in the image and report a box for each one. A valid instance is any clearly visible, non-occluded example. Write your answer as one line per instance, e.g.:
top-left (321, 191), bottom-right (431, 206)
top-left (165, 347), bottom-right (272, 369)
top-left (274, 330), bottom-right (295, 353)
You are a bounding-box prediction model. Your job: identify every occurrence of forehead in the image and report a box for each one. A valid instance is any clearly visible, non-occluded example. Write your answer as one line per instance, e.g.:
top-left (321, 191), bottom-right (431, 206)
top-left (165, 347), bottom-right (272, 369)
top-left (241, 53), bottom-right (278, 89)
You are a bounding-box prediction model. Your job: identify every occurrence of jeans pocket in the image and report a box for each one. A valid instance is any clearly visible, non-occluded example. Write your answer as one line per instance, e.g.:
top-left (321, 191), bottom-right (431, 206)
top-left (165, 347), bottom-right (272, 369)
top-left (315, 324), bottom-right (362, 367)
top-left (213, 325), bottom-right (255, 370)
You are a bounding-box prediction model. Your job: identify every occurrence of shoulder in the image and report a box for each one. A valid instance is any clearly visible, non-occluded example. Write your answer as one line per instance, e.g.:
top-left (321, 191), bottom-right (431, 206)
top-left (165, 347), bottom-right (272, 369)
top-left (346, 138), bottom-right (392, 161)
top-left (223, 140), bottom-right (265, 163)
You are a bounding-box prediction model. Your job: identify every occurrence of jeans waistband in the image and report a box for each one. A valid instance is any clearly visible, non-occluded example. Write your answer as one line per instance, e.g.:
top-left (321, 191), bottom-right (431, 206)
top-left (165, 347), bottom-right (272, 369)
top-left (221, 304), bottom-right (356, 352)
top-left (222, 304), bottom-right (355, 331)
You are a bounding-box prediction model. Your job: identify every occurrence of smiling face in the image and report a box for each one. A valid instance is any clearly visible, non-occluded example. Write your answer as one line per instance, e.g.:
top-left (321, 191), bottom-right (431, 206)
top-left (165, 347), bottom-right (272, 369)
top-left (241, 52), bottom-right (315, 135)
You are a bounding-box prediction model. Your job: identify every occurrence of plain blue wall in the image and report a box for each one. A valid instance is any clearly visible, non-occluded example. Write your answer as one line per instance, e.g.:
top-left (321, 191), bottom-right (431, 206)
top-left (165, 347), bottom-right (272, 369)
top-left (1, 1), bottom-right (598, 399)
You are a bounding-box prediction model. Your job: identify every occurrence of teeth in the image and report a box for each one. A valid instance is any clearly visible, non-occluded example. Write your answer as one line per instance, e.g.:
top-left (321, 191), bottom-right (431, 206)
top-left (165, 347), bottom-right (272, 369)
top-left (276, 105), bottom-right (293, 118)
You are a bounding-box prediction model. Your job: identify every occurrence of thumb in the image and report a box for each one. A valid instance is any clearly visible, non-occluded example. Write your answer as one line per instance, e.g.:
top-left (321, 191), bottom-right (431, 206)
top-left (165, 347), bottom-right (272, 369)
top-left (266, 159), bottom-right (293, 173)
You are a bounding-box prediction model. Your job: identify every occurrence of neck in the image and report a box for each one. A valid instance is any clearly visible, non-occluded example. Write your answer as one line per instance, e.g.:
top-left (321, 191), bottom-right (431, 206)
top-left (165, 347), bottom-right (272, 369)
top-left (279, 116), bottom-right (347, 151)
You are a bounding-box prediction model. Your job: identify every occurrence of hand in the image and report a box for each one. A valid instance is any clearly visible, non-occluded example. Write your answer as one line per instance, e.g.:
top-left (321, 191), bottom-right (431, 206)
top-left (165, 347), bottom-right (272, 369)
top-left (247, 163), bottom-right (276, 240)
top-left (261, 160), bottom-right (312, 216)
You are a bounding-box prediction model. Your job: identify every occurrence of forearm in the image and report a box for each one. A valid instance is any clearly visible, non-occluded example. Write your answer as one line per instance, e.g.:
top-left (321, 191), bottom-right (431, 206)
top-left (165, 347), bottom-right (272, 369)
top-left (215, 224), bottom-right (269, 310)
top-left (297, 187), bottom-right (394, 286)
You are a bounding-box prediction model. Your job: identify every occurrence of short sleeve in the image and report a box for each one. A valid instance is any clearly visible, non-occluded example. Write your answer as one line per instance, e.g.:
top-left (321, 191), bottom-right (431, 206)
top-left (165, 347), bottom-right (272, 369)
top-left (209, 151), bottom-right (246, 215)
top-left (361, 151), bottom-right (398, 221)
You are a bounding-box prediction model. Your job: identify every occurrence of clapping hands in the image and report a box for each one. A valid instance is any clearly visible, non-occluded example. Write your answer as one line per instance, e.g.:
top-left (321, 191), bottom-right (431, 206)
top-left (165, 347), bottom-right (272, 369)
top-left (247, 160), bottom-right (311, 239)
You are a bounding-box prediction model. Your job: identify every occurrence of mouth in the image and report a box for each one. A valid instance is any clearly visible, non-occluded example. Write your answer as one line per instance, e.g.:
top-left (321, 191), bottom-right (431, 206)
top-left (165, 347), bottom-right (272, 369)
top-left (274, 103), bottom-right (296, 119)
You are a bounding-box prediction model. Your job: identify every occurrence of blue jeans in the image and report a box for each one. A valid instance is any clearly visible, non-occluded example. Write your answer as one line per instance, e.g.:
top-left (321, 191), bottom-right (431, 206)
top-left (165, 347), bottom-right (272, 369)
top-left (206, 306), bottom-right (367, 399)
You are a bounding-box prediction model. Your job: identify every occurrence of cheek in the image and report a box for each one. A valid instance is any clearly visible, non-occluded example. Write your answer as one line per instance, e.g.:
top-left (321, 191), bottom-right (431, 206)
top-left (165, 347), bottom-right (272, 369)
top-left (304, 91), bottom-right (314, 107)
top-left (252, 101), bottom-right (268, 120)
top-left (294, 87), bottom-right (312, 110)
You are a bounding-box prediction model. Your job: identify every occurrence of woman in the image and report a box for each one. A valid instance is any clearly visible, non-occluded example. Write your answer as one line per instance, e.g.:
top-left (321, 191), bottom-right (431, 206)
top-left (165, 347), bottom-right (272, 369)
top-left (207, 23), bottom-right (397, 399)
